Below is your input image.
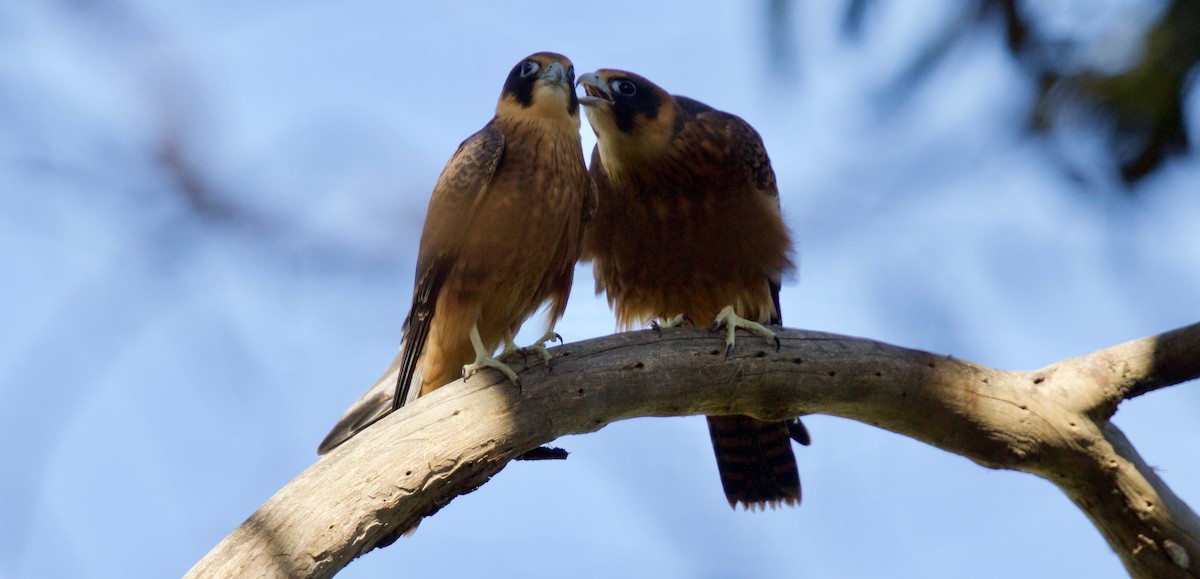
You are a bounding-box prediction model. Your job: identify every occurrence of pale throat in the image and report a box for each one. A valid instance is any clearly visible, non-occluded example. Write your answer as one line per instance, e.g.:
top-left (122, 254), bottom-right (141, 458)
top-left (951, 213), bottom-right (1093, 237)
top-left (593, 127), bottom-right (669, 187)
top-left (496, 88), bottom-right (581, 131)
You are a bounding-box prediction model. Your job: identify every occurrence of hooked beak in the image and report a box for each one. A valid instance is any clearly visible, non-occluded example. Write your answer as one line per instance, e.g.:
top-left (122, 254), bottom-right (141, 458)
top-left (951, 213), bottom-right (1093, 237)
top-left (541, 62), bottom-right (569, 87)
top-left (576, 72), bottom-right (613, 107)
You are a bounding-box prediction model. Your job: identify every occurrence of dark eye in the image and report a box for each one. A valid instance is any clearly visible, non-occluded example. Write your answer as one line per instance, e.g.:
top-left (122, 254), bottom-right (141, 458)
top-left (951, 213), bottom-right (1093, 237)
top-left (611, 79), bottom-right (636, 96)
top-left (520, 60), bottom-right (540, 78)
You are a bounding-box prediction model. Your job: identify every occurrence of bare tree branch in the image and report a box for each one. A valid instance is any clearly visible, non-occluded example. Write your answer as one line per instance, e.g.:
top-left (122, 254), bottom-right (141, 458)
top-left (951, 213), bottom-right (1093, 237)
top-left (186, 323), bottom-right (1200, 579)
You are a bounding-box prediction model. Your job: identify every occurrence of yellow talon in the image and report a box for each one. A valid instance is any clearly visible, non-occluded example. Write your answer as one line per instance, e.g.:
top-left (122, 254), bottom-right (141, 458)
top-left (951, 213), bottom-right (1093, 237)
top-left (710, 305), bottom-right (780, 358)
top-left (462, 324), bottom-right (520, 385)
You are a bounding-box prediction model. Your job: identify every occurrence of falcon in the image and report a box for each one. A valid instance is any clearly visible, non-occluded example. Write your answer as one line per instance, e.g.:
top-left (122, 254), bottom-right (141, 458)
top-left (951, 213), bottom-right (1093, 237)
top-left (318, 52), bottom-right (595, 455)
top-left (577, 69), bottom-right (807, 509)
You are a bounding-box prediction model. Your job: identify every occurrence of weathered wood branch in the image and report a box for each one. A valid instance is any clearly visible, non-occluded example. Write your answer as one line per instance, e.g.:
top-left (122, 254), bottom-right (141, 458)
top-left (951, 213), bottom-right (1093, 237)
top-left (187, 323), bottom-right (1200, 579)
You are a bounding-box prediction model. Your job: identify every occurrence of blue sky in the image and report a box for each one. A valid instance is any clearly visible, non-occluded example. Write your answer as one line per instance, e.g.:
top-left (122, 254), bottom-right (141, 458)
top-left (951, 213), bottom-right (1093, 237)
top-left (2, 1), bottom-right (1198, 577)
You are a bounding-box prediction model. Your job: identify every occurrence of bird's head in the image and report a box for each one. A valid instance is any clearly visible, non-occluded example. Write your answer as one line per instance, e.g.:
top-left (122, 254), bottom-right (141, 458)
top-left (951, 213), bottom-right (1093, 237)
top-left (496, 52), bottom-right (579, 126)
top-left (576, 69), bottom-right (676, 166)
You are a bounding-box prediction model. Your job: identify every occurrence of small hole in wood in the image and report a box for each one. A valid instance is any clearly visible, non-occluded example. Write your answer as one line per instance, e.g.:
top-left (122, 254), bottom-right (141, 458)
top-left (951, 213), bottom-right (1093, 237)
top-left (874, 371), bottom-right (883, 377)
top-left (754, 351), bottom-right (767, 358)
top-left (1033, 376), bottom-right (1044, 384)
top-left (792, 358), bottom-right (803, 364)
top-left (827, 371), bottom-right (836, 377)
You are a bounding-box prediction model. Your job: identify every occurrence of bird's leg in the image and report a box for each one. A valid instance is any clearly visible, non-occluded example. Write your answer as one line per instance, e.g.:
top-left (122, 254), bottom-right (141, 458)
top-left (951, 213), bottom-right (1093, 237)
top-left (462, 324), bottom-right (521, 386)
top-left (650, 313), bottom-right (694, 335)
top-left (709, 305), bottom-right (780, 358)
top-left (499, 332), bottom-right (526, 362)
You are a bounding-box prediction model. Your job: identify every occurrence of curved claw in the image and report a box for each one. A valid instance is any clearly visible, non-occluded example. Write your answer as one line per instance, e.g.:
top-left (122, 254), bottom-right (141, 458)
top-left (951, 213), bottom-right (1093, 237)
top-left (512, 329), bottom-right (561, 373)
top-left (499, 334), bottom-right (529, 363)
top-left (655, 314), bottom-right (692, 336)
top-left (773, 335), bottom-right (781, 352)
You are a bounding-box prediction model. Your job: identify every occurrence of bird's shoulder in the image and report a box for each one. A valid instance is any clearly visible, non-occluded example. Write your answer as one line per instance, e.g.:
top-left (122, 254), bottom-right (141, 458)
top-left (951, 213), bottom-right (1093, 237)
top-left (433, 122), bottom-right (506, 200)
top-left (671, 97), bottom-right (778, 195)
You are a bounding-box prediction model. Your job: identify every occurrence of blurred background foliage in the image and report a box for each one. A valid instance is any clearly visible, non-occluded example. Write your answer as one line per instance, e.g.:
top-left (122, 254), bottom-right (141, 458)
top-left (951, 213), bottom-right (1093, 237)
top-left (769, 0), bottom-right (1198, 186)
top-left (27, 0), bottom-right (1196, 241)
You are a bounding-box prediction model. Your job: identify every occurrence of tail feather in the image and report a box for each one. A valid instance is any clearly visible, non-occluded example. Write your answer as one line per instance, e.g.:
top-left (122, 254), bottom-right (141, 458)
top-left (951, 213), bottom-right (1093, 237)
top-left (317, 344), bottom-right (423, 455)
top-left (706, 415), bottom-right (801, 509)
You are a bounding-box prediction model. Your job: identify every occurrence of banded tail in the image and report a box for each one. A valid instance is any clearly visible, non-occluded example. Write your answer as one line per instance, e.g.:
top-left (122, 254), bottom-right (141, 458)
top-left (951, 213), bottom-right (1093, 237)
top-left (706, 415), bottom-right (801, 509)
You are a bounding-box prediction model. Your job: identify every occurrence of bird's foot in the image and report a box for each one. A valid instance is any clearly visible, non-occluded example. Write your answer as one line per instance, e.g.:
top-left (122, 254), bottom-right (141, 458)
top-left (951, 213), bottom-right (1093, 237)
top-left (651, 314), bottom-right (693, 336)
top-left (522, 330), bottom-right (563, 370)
top-left (709, 305), bottom-right (780, 358)
top-left (462, 351), bottom-right (521, 385)
top-left (462, 324), bottom-right (521, 387)
top-left (499, 334), bottom-right (525, 362)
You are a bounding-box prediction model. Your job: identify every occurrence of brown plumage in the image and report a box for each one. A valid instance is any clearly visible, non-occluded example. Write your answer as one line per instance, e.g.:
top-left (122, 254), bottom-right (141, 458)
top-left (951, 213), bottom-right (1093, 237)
top-left (578, 69), bottom-right (805, 509)
top-left (318, 52), bottom-right (595, 455)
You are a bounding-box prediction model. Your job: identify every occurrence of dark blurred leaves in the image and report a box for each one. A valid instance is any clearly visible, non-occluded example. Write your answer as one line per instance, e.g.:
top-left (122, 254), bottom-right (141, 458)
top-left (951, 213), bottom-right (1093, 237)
top-left (776, 0), bottom-right (1199, 187)
top-left (1036, 0), bottom-right (1199, 182)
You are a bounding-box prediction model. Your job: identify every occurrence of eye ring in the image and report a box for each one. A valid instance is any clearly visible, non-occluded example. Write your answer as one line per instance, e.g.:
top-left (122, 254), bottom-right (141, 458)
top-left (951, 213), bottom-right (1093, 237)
top-left (520, 60), bottom-right (540, 78)
top-left (611, 79), bottom-right (637, 96)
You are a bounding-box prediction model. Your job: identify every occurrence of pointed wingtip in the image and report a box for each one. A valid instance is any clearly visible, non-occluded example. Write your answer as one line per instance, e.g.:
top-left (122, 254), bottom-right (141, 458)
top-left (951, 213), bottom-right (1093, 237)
top-left (316, 390), bottom-right (395, 455)
top-left (317, 422), bottom-right (356, 455)
top-left (316, 435), bottom-right (341, 456)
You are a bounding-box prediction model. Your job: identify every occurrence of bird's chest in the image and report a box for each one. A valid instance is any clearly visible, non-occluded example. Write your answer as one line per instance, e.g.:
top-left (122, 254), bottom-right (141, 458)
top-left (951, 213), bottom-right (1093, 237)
top-left (607, 178), bottom-right (729, 264)
top-left (491, 134), bottom-right (584, 207)
top-left (454, 130), bottom-right (584, 276)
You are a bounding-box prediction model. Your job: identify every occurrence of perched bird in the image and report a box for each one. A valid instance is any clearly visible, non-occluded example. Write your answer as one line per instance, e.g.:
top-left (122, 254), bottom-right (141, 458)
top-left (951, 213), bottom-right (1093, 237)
top-left (577, 69), bottom-right (807, 509)
top-left (318, 52), bottom-right (595, 455)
